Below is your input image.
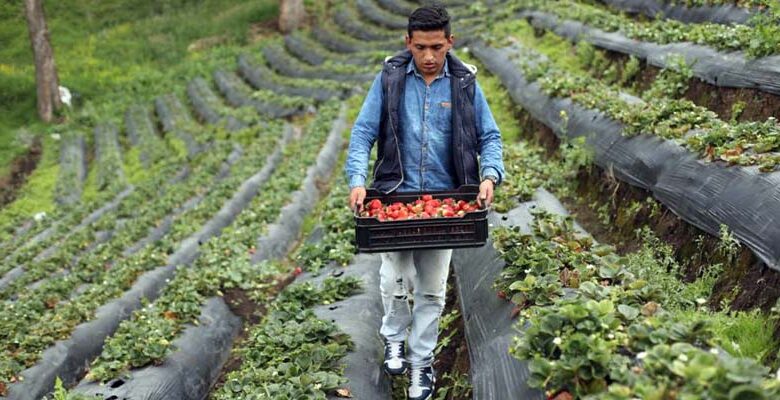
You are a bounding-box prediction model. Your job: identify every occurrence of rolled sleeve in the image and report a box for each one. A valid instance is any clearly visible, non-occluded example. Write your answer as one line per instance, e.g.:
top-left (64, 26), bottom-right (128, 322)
top-left (345, 72), bottom-right (383, 189)
top-left (349, 174), bottom-right (367, 189)
top-left (474, 81), bottom-right (505, 185)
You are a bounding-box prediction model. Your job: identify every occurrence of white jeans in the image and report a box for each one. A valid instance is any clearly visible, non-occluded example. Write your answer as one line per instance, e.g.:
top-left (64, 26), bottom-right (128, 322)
top-left (379, 249), bottom-right (452, 368)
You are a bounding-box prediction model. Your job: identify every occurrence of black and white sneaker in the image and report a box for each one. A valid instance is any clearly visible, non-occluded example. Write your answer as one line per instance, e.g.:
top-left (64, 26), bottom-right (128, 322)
top-left (408, 365), bottom-right (435, 400)
top-left (383, 341), bottom-right (407, 375)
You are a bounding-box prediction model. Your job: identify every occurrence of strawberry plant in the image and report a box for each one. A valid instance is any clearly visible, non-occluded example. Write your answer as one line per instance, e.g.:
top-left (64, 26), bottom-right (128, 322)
top-left (86, 103), bottom-right (342, 381)
top-left (493, 211), bottom-right (780, 398)
top-left (212, 276), bottom-right (361, 400)
top-left (0, 117), bottom-right (288, 385)
top-left (294, 173), bottom-right (356, 272)
top-left (511, 0), bottom-right (780, 58)
top-left (503, 41), bottom-right (780, 170)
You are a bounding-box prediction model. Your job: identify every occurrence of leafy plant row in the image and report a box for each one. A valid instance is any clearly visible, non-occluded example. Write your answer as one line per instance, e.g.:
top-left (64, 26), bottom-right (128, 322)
top-left (0, 142), bottom-right (235, 389)
top-left (237, 53), bottom-right (348, 102)
top-left (124, 105), bottom-right (172, 168)
top-left (155, 94), bottom-right (207, 157)
top-left (493, 211), bottom-right (780, 399)
top-left (500, 41), bottom-right (780, 170)
top-left (0, 108), bottom-right (190, 265)
top-left (292, 164), bottom-right (355, 273)
top-left (0, 169), bottom-right (175, 285)
top-left (260, 43), bottom-right (376, 83)
top-left (94, 124), bottom-right (129, 196)
top-left (212, 275), bottom-right (361, 400)
top-left (656, 0), bottom-right (771, 8)
top-left (0, 122), bottom-right (284, 388)
top-left (213, 69), bottom-right (312, 118)
top-left (0, 125), bottom-right (232, 302)
top-left (0, 141), bottom-right (231, 306)
top-left (53, 133), bottom-right (87, 206)
top-left (509, 0), bottom-right (780, 58)
top-left (282, 32), bottom-right (386, 67)
top-left (86, 102), bottom-right (341, 381)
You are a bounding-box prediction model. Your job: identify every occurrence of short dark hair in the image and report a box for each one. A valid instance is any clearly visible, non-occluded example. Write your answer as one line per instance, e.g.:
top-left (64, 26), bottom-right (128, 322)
top-left (407, 4), bottom-right (451, 38)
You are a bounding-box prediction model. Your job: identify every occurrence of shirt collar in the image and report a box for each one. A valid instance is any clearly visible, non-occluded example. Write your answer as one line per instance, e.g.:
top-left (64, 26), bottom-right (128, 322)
top-left (407, 57), bottom-right (450, 79)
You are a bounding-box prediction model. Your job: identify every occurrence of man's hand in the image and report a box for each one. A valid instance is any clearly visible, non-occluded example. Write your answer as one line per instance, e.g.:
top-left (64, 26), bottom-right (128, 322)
top-left (349, 186), bottom-right (367, 212)
top-left (477, 179), bottom-right (494, 208)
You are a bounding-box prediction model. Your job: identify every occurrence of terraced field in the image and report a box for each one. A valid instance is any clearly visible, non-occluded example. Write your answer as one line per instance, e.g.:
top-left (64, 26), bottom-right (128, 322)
top-left (2, 0), bottom-right (780, 399)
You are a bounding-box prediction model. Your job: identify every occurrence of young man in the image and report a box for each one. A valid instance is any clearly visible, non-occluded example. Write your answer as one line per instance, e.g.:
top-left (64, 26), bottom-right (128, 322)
top-left (345, 5), bottom-right (504, 400)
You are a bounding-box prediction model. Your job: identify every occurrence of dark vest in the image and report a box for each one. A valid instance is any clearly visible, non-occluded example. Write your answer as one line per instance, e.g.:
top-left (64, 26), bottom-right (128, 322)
top-left (371, 50), bottom-right (480, 194)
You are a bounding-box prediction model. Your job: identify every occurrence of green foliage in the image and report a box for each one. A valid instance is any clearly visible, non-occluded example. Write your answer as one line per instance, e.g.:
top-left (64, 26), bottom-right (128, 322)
top-left (618, 56), bottom-right (641, 87)
top-left (86, 104), bottom-right (342, 382)
top-left (0, 134), bottom-right (59, 229)
top-left (509, 42), bottom-right (780, 170)
top-left (493, 211), bottom-right (780, 398)
top-left (434, 370), bottom-right (473, 400)
top-left (294, 176), bottom-right (356, 272)
top-left (643, 55), bottom-right (694, 100)
top-left (510, 0), bottom-right (780, 58)
top-left (212, 277), bottom-right (360, 400)
top-left (0, 0), bottom-right (278, 172)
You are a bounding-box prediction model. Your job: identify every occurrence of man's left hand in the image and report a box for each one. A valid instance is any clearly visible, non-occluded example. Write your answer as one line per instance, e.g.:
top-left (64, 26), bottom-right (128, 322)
top-left (477, 179), bottom-right (494, 208)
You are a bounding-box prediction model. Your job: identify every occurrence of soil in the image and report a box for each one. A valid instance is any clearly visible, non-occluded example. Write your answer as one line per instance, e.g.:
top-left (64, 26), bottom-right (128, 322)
top-left (0, 138), bottom-right (42, 207)
top-left (433, 268), bottom-right (472, 400)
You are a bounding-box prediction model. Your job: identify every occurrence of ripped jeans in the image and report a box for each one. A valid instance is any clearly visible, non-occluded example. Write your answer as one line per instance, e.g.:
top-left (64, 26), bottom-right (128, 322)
top-left (379, 249), bottom-right (452, 368)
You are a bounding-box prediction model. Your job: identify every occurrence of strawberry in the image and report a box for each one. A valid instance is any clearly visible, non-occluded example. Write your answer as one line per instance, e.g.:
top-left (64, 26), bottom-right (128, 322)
top-left (425, 199), bottom-right (441, 208)
top-left (368, 199), bottom-right (382, 210)
top-left (422, 194), bottom-right (433, 201)
top-left (293, 267), bottom-right (303, 276)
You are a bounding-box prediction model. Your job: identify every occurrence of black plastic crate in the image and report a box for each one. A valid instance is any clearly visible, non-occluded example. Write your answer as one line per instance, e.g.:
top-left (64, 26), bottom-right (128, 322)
top-left (354, 185), bottom-right (488, 253)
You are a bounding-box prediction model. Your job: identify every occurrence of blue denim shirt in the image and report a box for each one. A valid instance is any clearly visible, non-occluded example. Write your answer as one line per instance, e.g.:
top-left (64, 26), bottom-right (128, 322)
top-left (345, 58), bottom-right (505, 192)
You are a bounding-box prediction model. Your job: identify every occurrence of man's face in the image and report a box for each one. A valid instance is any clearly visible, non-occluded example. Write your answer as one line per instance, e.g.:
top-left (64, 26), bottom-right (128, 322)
top-left (406, 30), bottom-right (454, 77)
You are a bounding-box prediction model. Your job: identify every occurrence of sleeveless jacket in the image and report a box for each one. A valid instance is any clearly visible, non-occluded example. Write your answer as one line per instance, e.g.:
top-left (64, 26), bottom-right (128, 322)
top-left (371, 50), bottom-right (480, 193)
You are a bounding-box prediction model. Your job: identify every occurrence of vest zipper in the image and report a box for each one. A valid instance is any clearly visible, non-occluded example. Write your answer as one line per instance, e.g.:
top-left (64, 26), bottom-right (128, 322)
top-left (387, 112), bottom-right (404, 194)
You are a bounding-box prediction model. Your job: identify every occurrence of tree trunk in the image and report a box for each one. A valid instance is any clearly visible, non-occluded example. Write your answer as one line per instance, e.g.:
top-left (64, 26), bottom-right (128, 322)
top-left (24, 0), bottom-right (61, 123)
top-left (279, 0), bottom-right (306, 33)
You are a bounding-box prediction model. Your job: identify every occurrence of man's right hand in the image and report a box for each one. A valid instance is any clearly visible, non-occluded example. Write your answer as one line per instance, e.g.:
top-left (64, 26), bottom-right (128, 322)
top-left (349, 186), bottom-right (367, 212)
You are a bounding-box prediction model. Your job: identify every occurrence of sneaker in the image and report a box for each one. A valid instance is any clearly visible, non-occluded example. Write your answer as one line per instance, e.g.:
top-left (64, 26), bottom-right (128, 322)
top-left (409, 365), bottom-right (435, 400)
top-left (383, 341), bottom-right (407, 375)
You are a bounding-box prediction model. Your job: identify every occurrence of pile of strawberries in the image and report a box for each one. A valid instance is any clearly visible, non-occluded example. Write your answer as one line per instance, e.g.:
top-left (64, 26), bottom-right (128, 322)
top-left (358, 194), bottom-right (480, 221)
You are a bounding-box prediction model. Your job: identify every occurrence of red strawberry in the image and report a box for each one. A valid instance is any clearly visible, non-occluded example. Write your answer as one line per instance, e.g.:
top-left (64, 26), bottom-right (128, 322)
top-left (422, 194), bottom-right (433, 201)
top-left (293, 267), bottom-right (303, 276)
top-left (368, 199), bottom-right (382, 210)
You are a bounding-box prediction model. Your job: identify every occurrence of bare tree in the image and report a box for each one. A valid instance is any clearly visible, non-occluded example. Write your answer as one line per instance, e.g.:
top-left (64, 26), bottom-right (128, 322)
top-left (24, 0), bottom-right (62, 123)
top-left (279, 0), bottom-right (306, 33)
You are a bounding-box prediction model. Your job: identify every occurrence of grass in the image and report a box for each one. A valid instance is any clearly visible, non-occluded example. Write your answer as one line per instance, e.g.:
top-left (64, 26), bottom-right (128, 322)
top-left (485, 18), bottom-right (589, 74)
top-left (0, 134), bottom-right (59, 223)
top-left (0, 0), bottom-right (278, 224)
top-left (0, 0), bottom-right (278, 175)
